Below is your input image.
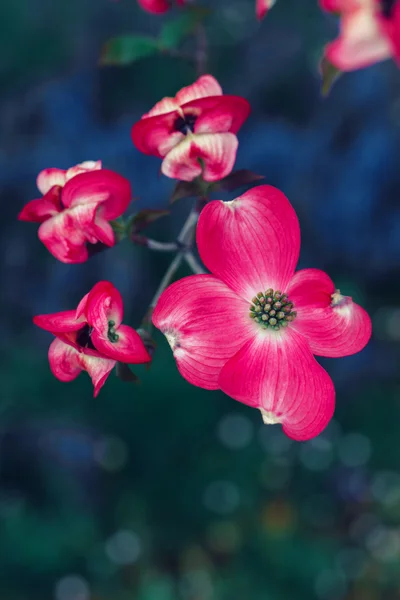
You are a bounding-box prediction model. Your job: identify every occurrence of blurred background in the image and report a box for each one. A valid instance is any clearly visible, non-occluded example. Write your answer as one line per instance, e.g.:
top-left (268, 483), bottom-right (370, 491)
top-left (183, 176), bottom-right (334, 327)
top-left (1, 0), bottom-right (400, 598)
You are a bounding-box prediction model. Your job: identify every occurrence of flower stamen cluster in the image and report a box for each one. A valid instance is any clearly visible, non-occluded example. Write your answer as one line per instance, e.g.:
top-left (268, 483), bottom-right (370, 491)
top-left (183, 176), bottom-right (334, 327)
top-left (249, 289), bottom-right (296, 330)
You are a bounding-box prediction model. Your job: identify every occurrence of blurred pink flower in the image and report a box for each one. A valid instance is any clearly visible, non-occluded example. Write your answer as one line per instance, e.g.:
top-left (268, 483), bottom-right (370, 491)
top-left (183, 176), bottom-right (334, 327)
top-left (137, 0), bottom-right (185, 14)
top-left (256, 0), bottom-right (276, 20)
top-left (320, 0), bottom-right (400, 71)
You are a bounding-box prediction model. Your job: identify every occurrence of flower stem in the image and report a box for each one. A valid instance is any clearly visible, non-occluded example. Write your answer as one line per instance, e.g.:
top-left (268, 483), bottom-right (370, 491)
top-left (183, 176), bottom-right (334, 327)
top-left (142, 200), bottom-right (204, 329)
top-left (131, 235), bottom-right (178, 252)
top-left (184, 251), bottom-right (206, 274)
top-left (148, 252), bottom-right (183, 312)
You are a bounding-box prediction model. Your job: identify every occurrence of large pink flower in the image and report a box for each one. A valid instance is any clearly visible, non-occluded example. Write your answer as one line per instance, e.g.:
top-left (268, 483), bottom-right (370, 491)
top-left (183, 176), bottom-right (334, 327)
top-left (34, 281), bottom-right (151, 397)
top-left (137, 0), bottom-right (185, 13)
top-left (320, 0), bottom-right (400, 71)
top-left (256, 0), bottom-right (276, 20)
top-left (152, 186), bottom-right (372, 441)
top-left (131, 75), bottom-right (250, 182)
top-left (18, 161), bottom-right (132, 263)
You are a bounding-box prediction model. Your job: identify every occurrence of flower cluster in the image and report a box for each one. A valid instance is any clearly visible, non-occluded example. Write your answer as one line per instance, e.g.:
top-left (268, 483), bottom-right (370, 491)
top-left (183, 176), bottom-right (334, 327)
top-left (20, 59), bottom-right (372, 441)
top-left (153, 185), bottom-right (372, 441)
top-left (18, 161), bottom-right (131, 264)
top-left (321, 0), bottom-right (400, 71)
top-left (131, 75), bottom-right (250, 182)
top-left (34, 282), bottom-right (151, 396)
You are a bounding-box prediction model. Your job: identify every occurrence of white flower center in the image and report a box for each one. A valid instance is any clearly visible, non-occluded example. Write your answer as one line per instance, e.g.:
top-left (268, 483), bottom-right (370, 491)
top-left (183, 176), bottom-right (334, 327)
top-left (260, 409), bottom-right (282, 425)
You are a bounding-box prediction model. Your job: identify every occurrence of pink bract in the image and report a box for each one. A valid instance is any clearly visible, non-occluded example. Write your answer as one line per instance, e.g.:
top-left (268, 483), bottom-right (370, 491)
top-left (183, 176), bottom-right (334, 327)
top-left (256, 0), bottom-right (276, 20)
top-left (320, 0), bottom-right (400, 71)
top-left (34, 281), bottom-right (151, 396)
top-left (131, 74), bottom-right (250, 182)
top-left (18, 161), bottom-right (132, 264)
top-left (152, 185), bottom-right (372, 441)
top-left (137, 0), bottom-right (185, 13)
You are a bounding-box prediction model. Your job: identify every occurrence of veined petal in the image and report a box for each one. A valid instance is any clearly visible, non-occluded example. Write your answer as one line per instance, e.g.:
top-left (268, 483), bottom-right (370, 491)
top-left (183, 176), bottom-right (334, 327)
top-left (37, 168), bottom-right (67, 195)
top-left (48, 338), bottom-right (115, 396)
top-left (175, 75), bottom-right (222, 105)
top-left (76, 294), bottom-right (90, 319)
top-left (93, 215), bottom-right (115, 246)
top-left (131, 111), bottom-right (184, 157)
top-left (161, 133), bottom-right (238, 182)
top-left (61, 170), bottom-right (132, 220)
top-left (152, 274), bottom-right (254, 390)
top-left (86, 281), bottom-right (124, 332)
top-left (65, 160), bottom-right (102, 181)
top-left (48, 338), bottom-right (82, 382)
top-left (256, 0), bottom-right (276, 20)
top-left (185, 95), bottom-right (251, 135)
top-left (287, 268), bottom-right (372, 357)
top-left (196, 185), bottom-right (300, 301)
top-left (34, 310), bottom-right (85, 333)
top-left (144, 98), bottom-right (179, 118)
top-left (218, 328), bottom-right (335, 441)
top-left (18, 187), bottom-right (62, 223)
top-left (137, 0), bottom-right (170, 14)
top-left (91, 325), bottom-right (151, 363)
top-left (38, 204), bottom-right (101, 263)
top-left (81, 353), bottom-right (116, 397)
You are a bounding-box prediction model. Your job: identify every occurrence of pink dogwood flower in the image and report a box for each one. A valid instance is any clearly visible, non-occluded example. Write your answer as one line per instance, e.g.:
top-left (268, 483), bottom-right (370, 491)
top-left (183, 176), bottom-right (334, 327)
top-left (152, 185), bottom-right (372, 441)
top-left (256, 0), bottom-right (276, 20)
top-left (321, 0), bottom-right (400, 71)
top-left (34, 281), bottom-right (151, 397)
top-left (18, 161), bottom-right (132, 264)
top-left (137, 0), bottom-right (185, 13)
top-left (131, 75), bottom-right (250, 182)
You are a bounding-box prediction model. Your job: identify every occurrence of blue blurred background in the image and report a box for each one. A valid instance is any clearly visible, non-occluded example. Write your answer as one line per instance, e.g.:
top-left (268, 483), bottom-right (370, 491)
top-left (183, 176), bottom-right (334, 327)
top-left (1, 0), bottom-right (400, 598)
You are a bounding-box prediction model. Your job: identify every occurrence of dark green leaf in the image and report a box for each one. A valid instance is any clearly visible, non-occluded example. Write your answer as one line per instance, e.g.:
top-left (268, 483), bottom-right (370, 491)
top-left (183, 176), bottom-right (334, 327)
top-left (159, 7), bottom-right (210, 50)
top-left (110, 218), bottom-right (128, 241)
top-left (170, 180), bottom-right (204, 204)
top-left (320, 56), bottom-right (342, 96)
top-left (213, 169), bottom-right (265, 192)
top-left (115, 362), bottom-right (140, 383)
top-left (129, 209), bottom-right (170, 234)
top-left (100, 35), bottom-right (159, 66)
top-left (136, 328), bottom-right (157, 363)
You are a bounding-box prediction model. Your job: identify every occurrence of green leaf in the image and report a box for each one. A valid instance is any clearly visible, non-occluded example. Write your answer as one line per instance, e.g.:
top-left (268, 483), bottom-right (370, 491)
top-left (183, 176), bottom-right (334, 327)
top-left (212, 169), bottom-right (265, 192)
top-left (159, 7), bottom-right (210, 50)
top-left (136, 328), bottom-right (157, 364)
top-left (129, 209), bottom-right (170, 234)
top-left (320, 56), bottom-right (342, 96)
top-left (110, 218), bottom-right (128, 241)
top-left (100, 35), bottom-right (159, 66)
top-left (115, 362), bottom-right (140, 383)
top-left (170, 180), bottom-right (203, 204)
